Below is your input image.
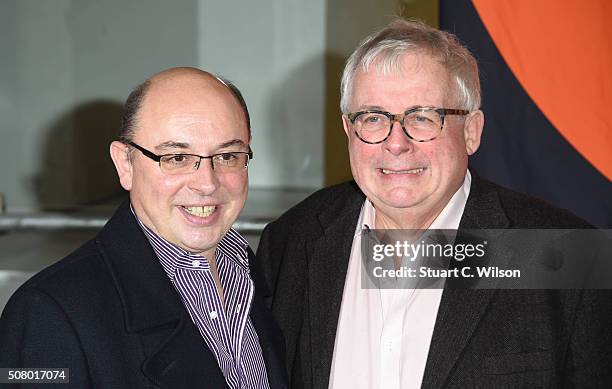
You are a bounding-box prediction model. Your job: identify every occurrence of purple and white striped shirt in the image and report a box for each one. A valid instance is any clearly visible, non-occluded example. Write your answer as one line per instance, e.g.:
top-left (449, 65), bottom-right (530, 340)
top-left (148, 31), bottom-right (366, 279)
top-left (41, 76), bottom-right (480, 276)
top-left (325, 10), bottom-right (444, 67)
top-left (135, 213), bottom-right (270, 389)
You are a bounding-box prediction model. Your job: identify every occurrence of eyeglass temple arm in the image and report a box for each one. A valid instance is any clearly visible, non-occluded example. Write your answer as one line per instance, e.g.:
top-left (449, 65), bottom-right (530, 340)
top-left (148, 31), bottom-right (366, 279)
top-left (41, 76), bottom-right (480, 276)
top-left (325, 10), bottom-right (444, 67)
top-left (128, 142), bottom-right (162, 162)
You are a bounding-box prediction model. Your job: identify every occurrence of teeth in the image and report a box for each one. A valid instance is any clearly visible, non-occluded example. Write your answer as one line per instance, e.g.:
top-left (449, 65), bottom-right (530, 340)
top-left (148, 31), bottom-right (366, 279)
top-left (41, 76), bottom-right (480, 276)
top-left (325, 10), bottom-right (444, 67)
top-left (184, 205), bottom-right (216, 217)
top-left (382, 168), bottom-right (425, 175)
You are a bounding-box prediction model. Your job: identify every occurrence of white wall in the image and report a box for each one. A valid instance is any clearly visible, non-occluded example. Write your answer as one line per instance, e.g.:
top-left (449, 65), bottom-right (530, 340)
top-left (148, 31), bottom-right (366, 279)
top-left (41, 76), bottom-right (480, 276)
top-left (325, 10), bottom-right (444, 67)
top-left (0, 0), bottom-right (326, 211)
top-left (197, 0), bottom-right (325, 189)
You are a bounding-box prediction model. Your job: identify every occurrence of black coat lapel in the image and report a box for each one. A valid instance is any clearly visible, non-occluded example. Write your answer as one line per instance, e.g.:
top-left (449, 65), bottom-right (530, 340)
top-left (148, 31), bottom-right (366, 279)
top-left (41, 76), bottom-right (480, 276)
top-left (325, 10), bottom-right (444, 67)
top-left (306, 183), bottom-right (365, 389)
top-left (97, 201), bottom-right (227, 388)
top-left (249, 249), bottom-right (289, 389)
top-left (421, 176), bottom-right (511, 388)
top-left (142, 318), bottom-right (228, 388)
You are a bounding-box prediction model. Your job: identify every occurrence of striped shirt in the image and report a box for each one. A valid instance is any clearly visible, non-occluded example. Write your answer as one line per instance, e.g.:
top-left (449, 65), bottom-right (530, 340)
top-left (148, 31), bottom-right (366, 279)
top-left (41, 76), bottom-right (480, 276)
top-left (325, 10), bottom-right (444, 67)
top-left (135, 212), bottom-right (270, 389)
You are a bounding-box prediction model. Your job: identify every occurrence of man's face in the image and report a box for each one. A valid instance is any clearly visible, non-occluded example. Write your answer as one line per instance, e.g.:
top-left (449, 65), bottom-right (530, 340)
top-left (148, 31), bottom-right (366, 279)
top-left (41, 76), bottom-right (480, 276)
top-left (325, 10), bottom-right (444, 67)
top-left (342, 53), bottom-right (482, 227)
top-left (112, 72), bottom-right (249, 258)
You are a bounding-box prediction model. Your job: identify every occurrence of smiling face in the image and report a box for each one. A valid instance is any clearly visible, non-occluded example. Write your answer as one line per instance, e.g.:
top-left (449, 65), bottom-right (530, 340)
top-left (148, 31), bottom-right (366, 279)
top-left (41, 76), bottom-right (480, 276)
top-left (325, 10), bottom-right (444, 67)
top-left (342, 52), bottom-right (483, 229)
top-left (110, 69), bottom-right (249, 258)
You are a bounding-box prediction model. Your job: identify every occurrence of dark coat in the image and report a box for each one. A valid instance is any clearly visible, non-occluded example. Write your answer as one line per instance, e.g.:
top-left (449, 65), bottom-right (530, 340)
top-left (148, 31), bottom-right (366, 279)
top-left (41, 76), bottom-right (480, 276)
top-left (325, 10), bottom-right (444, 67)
top-left (0, 201), bottom-right (288, 389)
top-left (255, 175), bottom-right (612, 388)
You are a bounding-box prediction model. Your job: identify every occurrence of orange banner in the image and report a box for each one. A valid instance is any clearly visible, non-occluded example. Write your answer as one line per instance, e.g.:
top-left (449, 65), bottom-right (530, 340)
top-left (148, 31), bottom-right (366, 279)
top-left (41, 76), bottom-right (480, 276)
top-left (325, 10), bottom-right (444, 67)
top-left (473, 0), bottom-right (612, 180)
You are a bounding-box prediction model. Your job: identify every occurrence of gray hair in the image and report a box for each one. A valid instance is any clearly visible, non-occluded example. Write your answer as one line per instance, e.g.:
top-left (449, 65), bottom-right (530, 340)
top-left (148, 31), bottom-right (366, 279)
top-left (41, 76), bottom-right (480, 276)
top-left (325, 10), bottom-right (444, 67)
top-left (340, 19), bottom-right (481, 114)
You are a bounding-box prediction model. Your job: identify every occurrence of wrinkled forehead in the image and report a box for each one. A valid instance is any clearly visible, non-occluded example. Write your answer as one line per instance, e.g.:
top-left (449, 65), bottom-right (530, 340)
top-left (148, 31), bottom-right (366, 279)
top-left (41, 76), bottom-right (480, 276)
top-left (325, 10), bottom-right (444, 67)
top-left (351, 52), bottom-right (456, 106)
top-left (363, 49), bottom-right (446, 76)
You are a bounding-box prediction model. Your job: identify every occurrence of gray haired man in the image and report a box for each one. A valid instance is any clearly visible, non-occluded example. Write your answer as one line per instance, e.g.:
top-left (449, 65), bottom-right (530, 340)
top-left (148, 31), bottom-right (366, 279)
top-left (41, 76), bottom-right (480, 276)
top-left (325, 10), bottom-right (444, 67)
top-left (255, 19), bottom-right (612, 389)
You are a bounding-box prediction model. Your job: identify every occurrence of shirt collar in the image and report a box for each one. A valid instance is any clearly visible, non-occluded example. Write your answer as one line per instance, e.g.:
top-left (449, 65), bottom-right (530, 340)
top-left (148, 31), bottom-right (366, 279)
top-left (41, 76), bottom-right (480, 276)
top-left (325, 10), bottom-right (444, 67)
top-left (130, 204), bottom-right (249, 280)
top-left (429, 169), bottom-right (471, 230)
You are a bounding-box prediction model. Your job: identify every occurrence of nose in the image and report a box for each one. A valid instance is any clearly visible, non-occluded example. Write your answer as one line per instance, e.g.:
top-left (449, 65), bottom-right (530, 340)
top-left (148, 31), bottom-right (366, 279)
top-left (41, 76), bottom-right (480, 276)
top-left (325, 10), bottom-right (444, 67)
top-left (383, 120), bottom-right (414, 155)
top-left (187, 159), bottom-right (219, 195)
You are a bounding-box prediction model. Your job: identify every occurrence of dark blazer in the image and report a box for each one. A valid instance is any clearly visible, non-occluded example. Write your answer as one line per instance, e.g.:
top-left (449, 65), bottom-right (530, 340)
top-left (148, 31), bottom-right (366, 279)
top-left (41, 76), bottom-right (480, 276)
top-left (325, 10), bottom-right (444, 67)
top-left (0, 201), bottom-right (288, 389)
top-left (255, 175), bottom-right (612, 388)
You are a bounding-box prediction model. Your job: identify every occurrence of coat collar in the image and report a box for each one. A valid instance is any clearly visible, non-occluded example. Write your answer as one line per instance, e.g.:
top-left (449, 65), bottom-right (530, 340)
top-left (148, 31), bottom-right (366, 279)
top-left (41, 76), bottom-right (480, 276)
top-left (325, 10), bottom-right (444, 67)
top-left (96, 200), bottom-right (184, 332)
top-left (307, 175), bottom-right (512, 388)
top-left (96, 200), bottom-right (287, 388)
top-left (458, 173), bottom-right (511, 230)
top-left (306, 182), bottom-right (365, 388)
top-left (421, 174), bottom-right (511, 388)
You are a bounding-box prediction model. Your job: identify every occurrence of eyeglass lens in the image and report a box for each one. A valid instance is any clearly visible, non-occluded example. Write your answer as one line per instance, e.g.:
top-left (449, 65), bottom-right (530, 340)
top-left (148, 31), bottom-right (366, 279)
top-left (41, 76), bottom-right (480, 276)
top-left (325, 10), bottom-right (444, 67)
top-left (354, 108), bottom-right (443, 143)
top-left (158, 153), bottom-right (249, 174)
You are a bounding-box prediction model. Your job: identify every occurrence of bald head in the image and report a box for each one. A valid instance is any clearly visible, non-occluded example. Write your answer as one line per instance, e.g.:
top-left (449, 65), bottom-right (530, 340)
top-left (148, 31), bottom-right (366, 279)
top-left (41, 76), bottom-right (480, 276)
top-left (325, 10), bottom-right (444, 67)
top-left (119, 67), bottom-right (250, 144)
top-left (109, 67), bottom-right (252, 258)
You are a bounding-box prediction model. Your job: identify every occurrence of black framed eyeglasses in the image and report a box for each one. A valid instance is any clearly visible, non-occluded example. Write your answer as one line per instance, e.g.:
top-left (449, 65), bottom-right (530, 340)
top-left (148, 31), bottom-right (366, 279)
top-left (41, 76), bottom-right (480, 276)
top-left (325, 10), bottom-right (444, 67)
top-left (127, 142), bottom-right (253, 175)
top-left (346, 106), bottom-right (470, 144)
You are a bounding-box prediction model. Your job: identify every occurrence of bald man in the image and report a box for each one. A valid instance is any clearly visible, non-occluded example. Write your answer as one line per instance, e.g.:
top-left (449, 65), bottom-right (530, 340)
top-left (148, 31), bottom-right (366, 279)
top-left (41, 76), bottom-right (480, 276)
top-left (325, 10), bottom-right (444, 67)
top-left (0, 68), bottom-right (287, 389)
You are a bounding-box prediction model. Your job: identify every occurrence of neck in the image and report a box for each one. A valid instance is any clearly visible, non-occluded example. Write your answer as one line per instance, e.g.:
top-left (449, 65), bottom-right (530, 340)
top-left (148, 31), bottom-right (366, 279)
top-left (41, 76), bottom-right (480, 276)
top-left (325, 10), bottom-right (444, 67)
top-left (373, 191), bottom-right (457, 230)
top-left (374, 204), bottom-right (442, 230)
top-left (373, 174), bottom-right (469, 230)
top-left (205, 250), bottom-right (226, 308)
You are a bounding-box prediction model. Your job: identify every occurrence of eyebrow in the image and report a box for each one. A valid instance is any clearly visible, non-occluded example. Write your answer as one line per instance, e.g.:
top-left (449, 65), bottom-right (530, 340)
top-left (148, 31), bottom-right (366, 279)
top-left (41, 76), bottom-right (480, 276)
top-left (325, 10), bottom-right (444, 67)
top-left (155, 141), bottom-right (190, 152)
top-left (355, 105), bottom-right (436, 113)
top-left (356, 105), bottom-right (385, 111)
top-left (218, 139), bottom-right (247, 149)
top-left (154, 139), bottom-right (247, 153)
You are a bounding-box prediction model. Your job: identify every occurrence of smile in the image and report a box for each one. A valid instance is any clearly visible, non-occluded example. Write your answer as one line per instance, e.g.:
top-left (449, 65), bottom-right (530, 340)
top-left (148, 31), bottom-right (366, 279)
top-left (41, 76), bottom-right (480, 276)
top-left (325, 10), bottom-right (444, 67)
top-left (381, 167), bottom-right (426, 175)
top-left (182, 205), bottom-right (216, 217)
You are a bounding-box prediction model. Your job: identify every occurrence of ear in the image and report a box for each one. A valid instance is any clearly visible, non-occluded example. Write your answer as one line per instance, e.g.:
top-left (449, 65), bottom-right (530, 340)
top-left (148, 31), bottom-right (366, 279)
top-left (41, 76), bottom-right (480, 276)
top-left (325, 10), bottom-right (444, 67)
top-left (109, 141), bottom-right (134, 191)
top-left (463, 110), bottom-right (484, 155)
top-left (342, 115), bottom-right (351, 139)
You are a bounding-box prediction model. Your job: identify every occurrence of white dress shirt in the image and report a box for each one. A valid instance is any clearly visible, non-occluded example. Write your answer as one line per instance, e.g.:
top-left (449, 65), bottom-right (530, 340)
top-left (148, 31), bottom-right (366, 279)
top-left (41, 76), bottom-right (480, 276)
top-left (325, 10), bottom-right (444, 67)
top-left (329, 171), bottom-right (472, 389)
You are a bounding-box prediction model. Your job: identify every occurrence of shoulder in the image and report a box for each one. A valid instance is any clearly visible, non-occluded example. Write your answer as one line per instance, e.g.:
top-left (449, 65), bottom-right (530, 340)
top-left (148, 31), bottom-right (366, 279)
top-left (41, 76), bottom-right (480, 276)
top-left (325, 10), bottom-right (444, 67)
top-left (255, 181), bottom-right (364, 286)
top-left (18, 239), bottom-right (108, 296)
top-left (471, 176), bottom-right (590, 228)
top-left (269, 181), bottom-right (364, 230)
top-left (0, 239), bottom-right (110, 369)
top-left (4, 237), bottom-right (118, 325)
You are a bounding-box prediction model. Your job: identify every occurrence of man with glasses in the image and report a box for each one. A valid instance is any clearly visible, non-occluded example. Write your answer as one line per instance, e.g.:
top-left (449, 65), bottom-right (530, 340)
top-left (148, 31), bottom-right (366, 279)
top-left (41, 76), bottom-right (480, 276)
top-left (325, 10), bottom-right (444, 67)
top-left (255, 20), bottom-right (612, 388)
top-left (0, 67), bottom-right (287, 388)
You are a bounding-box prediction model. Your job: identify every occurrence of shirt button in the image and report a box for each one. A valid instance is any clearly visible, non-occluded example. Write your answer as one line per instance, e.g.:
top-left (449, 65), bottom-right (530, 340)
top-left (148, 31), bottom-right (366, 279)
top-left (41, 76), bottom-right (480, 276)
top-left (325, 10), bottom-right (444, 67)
top-left (192, 260), bottom-right (201, 267)
top-left (209, 311), bottom-right (218, 319)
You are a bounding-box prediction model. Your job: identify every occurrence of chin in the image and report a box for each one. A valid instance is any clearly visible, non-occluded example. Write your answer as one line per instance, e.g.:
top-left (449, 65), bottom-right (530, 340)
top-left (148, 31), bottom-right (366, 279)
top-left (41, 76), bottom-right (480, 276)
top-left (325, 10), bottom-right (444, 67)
top-left (378, 189), bottom-right (428, 207)
top-left (381, 199), bottom-right (423, 210)
top-left (189, 231), bottom-right (222, 248)
top-left (180, 240), bottom-right (217, 255)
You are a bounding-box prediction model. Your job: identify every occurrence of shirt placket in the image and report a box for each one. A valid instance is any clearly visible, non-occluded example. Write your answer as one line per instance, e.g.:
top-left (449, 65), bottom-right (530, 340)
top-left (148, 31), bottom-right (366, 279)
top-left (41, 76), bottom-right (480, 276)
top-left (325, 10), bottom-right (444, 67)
top-left (216, 251), bottom-right (255, 386)
top-left (176, 258), bottom-right (239, 383)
